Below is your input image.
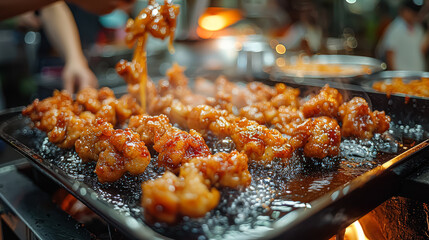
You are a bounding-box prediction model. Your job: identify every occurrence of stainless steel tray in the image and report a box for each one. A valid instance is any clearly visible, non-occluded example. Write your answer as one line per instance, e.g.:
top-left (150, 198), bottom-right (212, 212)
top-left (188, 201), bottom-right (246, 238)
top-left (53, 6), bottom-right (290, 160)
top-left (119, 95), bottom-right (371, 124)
top-left (0, 86), bottom-right (428, 239)
top-left (273, 55), bottom-right (385, 82)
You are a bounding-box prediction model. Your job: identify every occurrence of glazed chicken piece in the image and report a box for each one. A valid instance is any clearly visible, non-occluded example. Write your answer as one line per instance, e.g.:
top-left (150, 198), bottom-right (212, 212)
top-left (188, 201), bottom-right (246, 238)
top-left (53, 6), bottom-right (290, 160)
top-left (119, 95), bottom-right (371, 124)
top-left (22, 90), bottom-right (81, 131)
top-left (230, 118), bottom-right (293, 163)
top-left (124, 0), bottom-right (179, 49)
top-left (154, 128), bottom-right (211, 170)
top-left (129, 113), bottom-right (211, 170)
top-left (239, 102), bottom-right (278, 125)
top-left (185, 104), bottom-right (293, 163)
top-left (75, 119), bottom-right (150, 183)
top-left (289, 117), bottom-right (341, 159)
top-left (186, 105), bottom-right (231, 136)
top-left (76, 87), bottom-right (143, 126)
top-left (212, 76), bottom-right (275, 110)
top-left (186, 150), bottom-right (251, 188)
top-left (116, 59), bottom-right (144, 85)
top-left (238, 83), bottom-right (300, 126)
top-left (270, 83), bottom-right (301, 108)
top-left (141, 151), bottom-right (251, 223)
top-left (115, 94), bottom-right (144, 124)
top-left (75, 119), bottom-right (113, 162)
top-left (128, 114), bottom-right (171, 145)
top-left (339, 97), bottom-right (390, 139)
top-left (95, 128), bottom-right (150, 183)
top-left (271, 106), bottom-right (305, 136)
top-left (48, 110), bottom-right (94, 149)
top-left (141, 168), bottom-right (220, 223)
top-left (301, 84), bottom-right (344, 118)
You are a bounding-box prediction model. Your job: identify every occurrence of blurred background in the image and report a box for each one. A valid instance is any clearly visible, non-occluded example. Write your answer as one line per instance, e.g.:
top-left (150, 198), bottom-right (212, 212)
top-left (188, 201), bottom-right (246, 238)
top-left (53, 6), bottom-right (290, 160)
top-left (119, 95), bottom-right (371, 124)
top-left (0, 0), bottom-right (427, 110)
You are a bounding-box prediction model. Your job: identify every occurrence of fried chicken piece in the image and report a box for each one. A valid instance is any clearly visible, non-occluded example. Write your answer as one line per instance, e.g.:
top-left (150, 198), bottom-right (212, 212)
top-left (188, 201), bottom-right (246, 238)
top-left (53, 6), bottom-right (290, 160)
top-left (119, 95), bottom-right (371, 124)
top-left (301, 84), bottom-right (343, 118)
top-left (154, 128), bottom-right (211, 170)
top-left (95, 101), bottom-right (117, 126)
top-left (230, 118), bottom-right (293, 163)
top-left (22, 90), bottom-right (81, 131)
top-left (270, 83), bottom-right (301, 108)
top-left (271, 106), bottom-right (305, 136)
top-left (239, 102), bottom-right (278, 125)
top-left (76, 88), bottom-right (102, 113)
top-left (75, 119), bottom-right (113, 162)
top-left (186, 150), bottom-right (251, 188)
top-left (141, 168), bottom-right (220, 223)
top-left (339, 97), bottom-right (390, 139)
top-left (75, 119), bottom-right (150, 182)
top-left (125, 0), bottom-right (179, 49)
top-left (246, 81), bottom-right (277, 103)
top-left (116, 59), bottom-right (143, 85)
top-left (115, 94), bottom-right (144, 124)
top-left (187, 105), bottom-right (230, 134)
top-left (76, 87), bottom-right (116, 113)
top-left (95, 128), bottom-right (150, 183)
top-left (168, 99), bottom-right (192, 127)
top-left (128, 114), bottom-right (171, 145)
top-left (289, 117), bottom-right (341, 158)
top-left (48, 111), bottom-right (92, 148)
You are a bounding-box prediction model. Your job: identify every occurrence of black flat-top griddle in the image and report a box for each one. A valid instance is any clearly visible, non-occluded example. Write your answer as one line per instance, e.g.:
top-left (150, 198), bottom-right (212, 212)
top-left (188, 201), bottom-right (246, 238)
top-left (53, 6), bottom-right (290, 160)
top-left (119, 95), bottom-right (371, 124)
top-left (0, 83), bottom-right (428, 240)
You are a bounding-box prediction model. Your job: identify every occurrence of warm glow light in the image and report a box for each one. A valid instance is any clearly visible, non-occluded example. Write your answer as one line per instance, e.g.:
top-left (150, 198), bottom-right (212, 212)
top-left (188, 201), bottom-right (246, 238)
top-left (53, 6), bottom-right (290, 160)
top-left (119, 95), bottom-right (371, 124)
top-left (345, 221), bottom-right (369, 240)
top-left (276, 57), bottom-right (286, 67)
top-left (270, 39), bottom-right (279, 49)
top-left (200, 15), bottom-right (227, 31)
top-left (275, 44), bottom-right (286, 54)
top-left (197, 8), bottom-right (242, 39)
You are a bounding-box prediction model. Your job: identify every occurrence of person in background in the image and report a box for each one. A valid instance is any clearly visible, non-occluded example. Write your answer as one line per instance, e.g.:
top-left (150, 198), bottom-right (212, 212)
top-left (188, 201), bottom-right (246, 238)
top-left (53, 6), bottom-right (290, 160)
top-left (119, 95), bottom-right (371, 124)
top-left (376, 0), bottom-right (429, 71)
top-left (280, 1), bottom-right (324, 55)
top-left (0, 0), bottom-right (134, 21)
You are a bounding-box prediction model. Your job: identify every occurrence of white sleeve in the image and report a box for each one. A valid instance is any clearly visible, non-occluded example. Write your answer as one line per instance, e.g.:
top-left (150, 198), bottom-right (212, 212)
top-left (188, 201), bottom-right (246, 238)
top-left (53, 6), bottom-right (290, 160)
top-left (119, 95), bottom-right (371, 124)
top-left (383, 26), bottom-right (401, 52)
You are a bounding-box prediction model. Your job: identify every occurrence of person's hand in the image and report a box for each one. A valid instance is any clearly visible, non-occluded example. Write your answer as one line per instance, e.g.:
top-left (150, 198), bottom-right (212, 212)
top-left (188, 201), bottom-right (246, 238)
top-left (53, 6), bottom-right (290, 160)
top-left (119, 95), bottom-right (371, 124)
top-left (66, 0), bottom-right (136, 15)
top-left (62, 60), bottom-right (98, 93)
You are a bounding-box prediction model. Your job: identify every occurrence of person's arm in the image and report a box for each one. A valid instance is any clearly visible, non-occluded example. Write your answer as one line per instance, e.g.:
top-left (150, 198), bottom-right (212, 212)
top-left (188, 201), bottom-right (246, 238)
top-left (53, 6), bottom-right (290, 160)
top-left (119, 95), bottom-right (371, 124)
top-left (40, 1), bottom-right (98, 93)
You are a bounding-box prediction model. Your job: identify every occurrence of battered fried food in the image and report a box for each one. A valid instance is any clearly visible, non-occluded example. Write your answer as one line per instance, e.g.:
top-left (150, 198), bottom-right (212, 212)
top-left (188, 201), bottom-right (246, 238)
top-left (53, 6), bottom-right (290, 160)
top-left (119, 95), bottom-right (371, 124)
top-left (129, 113), bottom-right (211, 170)
top-left (239, 102), bottom-right (278, 125)
top-left (270, 83), bottom-right (301, 108)
top-left (271, 106), bottom-right (305, 136)
top-left (128, 114), bottom-right (171, 145)
top-left (141, 169), bottom-right (220, 223)
top-left (75, 119), bottom-right (113, 162)
top-left (48, 111), bottom-right (93, 149)
top-left (22, 90), bottom-right (81, 132)
top-left (154, 128), bottom-right (211, 170)
top-left (75, 119), bottom-right (151, 183)
top-left (339, 97), bottom-right (390, 139)
top-left (186, 150), bottom-right (251, 188)
top-left (95, 128), bottom-right (150, 183)
top-left (230, 118), bottom-right (293, 163)
top-left (289, 117), bottom-right (341, 158)
top-left (301, 84), bottom-right (343, 118)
